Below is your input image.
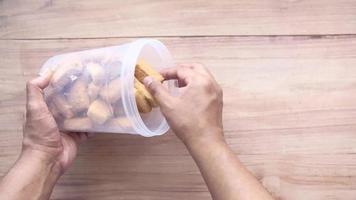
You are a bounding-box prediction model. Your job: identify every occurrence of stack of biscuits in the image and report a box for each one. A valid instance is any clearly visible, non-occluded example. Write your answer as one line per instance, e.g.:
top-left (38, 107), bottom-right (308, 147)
top-left (45, 58), bottom-right (162, 132)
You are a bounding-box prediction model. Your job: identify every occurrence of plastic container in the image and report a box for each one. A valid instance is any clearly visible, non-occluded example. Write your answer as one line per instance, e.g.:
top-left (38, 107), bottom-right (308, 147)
top-left (39, 39), bottom-right (176, 137)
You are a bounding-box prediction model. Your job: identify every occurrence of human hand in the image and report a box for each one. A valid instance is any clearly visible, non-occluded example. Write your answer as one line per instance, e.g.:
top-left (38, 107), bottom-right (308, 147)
top-left (23, 71), bottom-right (89, 174)
top-left (144, 63), bottom-right (224, 145)
top-left (144, 64), bottom-right (275, 200)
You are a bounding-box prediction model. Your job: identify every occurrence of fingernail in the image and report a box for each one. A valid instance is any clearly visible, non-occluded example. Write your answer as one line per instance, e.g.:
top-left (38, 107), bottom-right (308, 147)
top-left (143, 76), bottom-right (154, 86)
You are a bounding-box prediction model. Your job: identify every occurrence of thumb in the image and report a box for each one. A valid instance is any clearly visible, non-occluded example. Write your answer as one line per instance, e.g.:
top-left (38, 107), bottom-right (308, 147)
top-left (26, 71), bottom-right (53, 119)
top-left (143, 76), bottom-right (173, 107)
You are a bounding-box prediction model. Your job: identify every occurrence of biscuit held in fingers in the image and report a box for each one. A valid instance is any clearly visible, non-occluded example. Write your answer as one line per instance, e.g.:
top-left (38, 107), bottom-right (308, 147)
top-left (87, 99), bottom-right (113, 124)
top-left (134, 88), bottom-right (152, 113)
top-left (51, 94), bottom-right (75, 119)
top-left (63, 117), bottom-right (93, 131)
top-left (143, 76), bottom-right (173, 108)
top-left (135, 60), bottom-right (164, 83)
top-left (99, 78), bottom-right (121, 103)
top-left (86, 62), bottom-right (105, 86)
top-left (134, 78), bottom-right (158, 107)
top-left (51, 58), bottom-right (84, 90)
top-left (67, 78), bottom-right (90, 113)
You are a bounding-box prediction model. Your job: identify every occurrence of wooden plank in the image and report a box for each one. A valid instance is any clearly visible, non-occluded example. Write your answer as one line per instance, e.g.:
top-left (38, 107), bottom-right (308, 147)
top-left (0, 36), bottom-right (356, 199)
top-left (1, 0), bottom-right (356, 39)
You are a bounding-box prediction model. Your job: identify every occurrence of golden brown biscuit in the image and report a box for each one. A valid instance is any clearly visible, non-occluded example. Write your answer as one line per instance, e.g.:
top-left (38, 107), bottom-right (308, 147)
top-left (86, 62), bottom-right (105, 86)
top-left (134, 78), bottom-right (158, 107)
top-left (87, 99), bottom-right (113, 124)
top-left (51, 94), bottom-right (75, 119)
top-left (135, 60), bottom-right (164, 83)
top-left (67, 78), bottom-right (90, 113)
top-left (88, 82), bottom-right (100, 102)
top-left (51, 58), bottom-right (84, 90)
top-left (134, 88), bottom-right (152, 113)
top-left (99, 78), bottom-right (121, 103)
top-left (63, 117), bottom-right (93, 131)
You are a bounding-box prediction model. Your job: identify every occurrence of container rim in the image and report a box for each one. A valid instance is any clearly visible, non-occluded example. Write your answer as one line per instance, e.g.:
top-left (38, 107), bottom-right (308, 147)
top-left (121, 39), bottom-right (172, 137)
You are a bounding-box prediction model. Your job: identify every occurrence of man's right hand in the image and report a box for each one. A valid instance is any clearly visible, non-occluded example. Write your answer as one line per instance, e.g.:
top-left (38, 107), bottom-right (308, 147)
top-left (144, 63), bottom-right (274, 200)
top-left (143, 63), bottom-right (224, 145)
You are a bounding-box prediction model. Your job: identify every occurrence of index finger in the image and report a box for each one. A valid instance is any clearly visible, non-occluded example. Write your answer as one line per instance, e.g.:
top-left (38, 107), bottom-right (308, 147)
top-left (160, 66), bottom-right (194, 87)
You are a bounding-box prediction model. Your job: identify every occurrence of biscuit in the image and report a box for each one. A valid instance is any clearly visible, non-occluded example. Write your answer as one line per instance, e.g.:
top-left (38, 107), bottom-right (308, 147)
top-left (106, 60), bottom-right (122, 80)
top-left (67, 78), bottom-right (90, 113)
top-left (63, 117), bottom-right (93, 131)
top-left (105, 117), bottom-right (131, 129)
top-left (88, 82), bottom-right (101, 102)
top-left (135, 60), bottom-right (164, 83)
top-left (44, 85), bottom-right (56, 99)
top-left (48, 101), bottom-right (62, 121)
top-left (87, 99), bottom-right (113, 124)
top-left (86, 62), bottom-right (105, 86)
top-left (99, 78), bottom-right (121, 103)
top-left (134, 88), bottom-right (152, 113)
top-left (51, 94), bottom-right (75, 119)
top-left (51, 58), bottom-right (84, 90)
top-left (134, 78), bottom-right (158, 107)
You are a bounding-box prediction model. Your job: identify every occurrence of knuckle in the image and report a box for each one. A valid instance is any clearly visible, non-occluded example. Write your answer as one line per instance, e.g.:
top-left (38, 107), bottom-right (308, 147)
top-left (27, 101), bottom-right (41, 110)
top-left (177, 68), bottom-right (191, 78)
top-left (27, 102), bottom-right (48, 115)
top-left (177, 64), bottom-right (188, 70)
top-left (197, 76), bottom-right (213, 89)
top-left (196, 77), bottom-right (223, 101)
top-left (22, 137), bottom-right (33, 149)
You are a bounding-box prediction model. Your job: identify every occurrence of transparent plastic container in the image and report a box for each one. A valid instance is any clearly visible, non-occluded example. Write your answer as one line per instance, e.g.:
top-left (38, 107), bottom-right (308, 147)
top-left (39, 39), bottom-right (176, 137)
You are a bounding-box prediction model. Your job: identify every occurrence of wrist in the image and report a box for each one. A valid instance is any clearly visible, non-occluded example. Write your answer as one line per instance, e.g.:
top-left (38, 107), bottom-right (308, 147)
top-left (0, 149), bottom-right (62, 200)
top-left (183, 127), bottom-right (226, 149)
top-left (20, 149), bottom-right (62, 178)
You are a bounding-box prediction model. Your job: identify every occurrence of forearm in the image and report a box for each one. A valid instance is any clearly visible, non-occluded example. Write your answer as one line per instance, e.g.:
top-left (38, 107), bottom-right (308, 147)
top-left (185, 131), bottom-right (274, 200)
top-left (0, 150), bottom-right (61, 200)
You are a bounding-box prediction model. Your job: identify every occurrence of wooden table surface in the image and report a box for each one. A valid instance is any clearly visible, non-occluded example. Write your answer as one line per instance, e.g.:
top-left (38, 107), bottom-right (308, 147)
top-left (1, 0), bottom-right (356, 199)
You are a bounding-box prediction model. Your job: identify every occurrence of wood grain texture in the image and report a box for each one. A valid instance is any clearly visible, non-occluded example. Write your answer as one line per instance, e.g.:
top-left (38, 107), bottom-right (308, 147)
top-left (0, 36), bottom-right (356, 199)
top-left (1, 0), bottom-right (356, 39)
